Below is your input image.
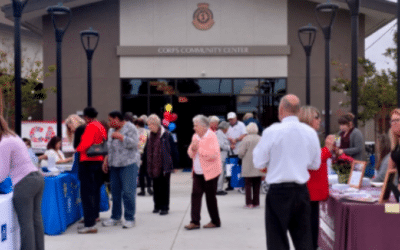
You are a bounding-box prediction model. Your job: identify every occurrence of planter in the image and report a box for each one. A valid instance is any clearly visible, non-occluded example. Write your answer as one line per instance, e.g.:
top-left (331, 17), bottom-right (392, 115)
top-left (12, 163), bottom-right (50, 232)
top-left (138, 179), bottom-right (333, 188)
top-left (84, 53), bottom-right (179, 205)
top-left (338, 173), bottom-right (350, 184)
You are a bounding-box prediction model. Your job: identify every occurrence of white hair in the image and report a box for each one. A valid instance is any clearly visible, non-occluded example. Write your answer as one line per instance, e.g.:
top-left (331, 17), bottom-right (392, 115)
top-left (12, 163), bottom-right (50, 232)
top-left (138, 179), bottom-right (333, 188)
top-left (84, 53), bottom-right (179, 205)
top-left (193, 115), bottom-right (209, 128)
top-left (209, 116), bottom-right (220, 124)
top-left (139, 115), bottom-right (148, 124)
top-left (147, 114), bottom-right (161, 127)
top-left (246, 122), bottom-right (258, 134)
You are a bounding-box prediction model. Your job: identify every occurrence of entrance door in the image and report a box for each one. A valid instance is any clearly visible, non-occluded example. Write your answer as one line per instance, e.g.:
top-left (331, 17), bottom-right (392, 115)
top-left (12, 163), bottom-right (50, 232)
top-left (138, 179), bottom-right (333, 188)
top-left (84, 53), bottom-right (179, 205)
top-left (174, 95), bottom-right (234, 169)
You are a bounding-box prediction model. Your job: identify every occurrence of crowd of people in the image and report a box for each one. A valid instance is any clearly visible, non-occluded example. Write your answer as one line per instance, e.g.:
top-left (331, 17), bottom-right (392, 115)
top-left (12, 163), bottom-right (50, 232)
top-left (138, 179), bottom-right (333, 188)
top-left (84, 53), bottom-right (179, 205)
top-left (3, 92), bottom-right (400, 249)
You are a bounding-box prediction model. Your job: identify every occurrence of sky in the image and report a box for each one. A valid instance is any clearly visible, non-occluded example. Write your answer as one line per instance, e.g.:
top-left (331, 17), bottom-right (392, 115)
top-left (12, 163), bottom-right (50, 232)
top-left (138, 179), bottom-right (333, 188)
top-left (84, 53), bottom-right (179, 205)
top-left (365, 0), bottom-right (397, 72)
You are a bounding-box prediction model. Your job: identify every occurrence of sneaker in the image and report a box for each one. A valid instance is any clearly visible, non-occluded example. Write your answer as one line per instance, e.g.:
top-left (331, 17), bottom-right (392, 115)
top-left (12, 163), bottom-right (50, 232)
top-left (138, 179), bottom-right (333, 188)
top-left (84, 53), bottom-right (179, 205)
top-left (102, 218), bottom-right (122, 227)
top-left (122, 220), bottom-right (135, 229)
top-left (216, 191), bottom-right (227, 195)
top-left (78, 226), bottom-right (97, 234)
top-left (137, 191), bottom-right (145, 196)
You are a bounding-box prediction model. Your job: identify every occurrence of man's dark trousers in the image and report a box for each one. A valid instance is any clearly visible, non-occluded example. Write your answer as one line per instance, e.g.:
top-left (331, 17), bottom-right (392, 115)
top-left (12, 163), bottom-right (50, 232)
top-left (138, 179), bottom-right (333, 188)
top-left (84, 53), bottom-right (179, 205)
top-left (265, 183), bottom-right (312, 250)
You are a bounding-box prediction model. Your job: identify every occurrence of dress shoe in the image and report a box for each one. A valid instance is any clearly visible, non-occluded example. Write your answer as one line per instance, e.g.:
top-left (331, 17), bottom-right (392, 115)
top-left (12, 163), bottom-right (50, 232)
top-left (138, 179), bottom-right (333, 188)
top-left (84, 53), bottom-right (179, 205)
top-left (216, 191), bottom-right (227, 195)
top-left (203, 222), bottom-right (220, 228)
top-left (152, 209), bottom-right (160, 213)
top-left (184, 223), bottom-right (200, 230)
top-left (160, 210), bottom-right (168, 215)
top-left (147, 188), bottom-right (154, 195)
top-left (137, 191), bottom-right (145, 196)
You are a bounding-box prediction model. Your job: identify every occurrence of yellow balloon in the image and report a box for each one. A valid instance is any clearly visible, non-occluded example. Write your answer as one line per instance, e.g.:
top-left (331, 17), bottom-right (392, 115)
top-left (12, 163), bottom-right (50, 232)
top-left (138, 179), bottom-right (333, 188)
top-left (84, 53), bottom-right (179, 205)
top-left (165, 104), bottom-right (173, 112)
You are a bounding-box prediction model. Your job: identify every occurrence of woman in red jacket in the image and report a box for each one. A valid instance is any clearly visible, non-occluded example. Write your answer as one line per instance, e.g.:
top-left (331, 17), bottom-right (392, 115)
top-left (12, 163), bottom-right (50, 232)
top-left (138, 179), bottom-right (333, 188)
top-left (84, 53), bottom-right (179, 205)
top-left (76, 107), bottom-right (107, 234)
top-left (299, 106), bottom-right (334, 250)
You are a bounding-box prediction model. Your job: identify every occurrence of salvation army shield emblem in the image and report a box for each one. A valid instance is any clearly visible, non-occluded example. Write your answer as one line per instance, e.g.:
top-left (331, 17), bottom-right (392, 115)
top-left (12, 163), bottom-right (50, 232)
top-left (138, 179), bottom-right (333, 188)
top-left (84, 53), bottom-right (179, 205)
top-left (193, 3), bottom-right (214, 30)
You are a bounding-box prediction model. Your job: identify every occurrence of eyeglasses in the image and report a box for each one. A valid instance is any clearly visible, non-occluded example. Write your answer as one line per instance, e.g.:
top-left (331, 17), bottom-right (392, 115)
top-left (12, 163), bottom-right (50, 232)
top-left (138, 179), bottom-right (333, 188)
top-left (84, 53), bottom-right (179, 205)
top-left (390, 119), bottom-right (400, 125)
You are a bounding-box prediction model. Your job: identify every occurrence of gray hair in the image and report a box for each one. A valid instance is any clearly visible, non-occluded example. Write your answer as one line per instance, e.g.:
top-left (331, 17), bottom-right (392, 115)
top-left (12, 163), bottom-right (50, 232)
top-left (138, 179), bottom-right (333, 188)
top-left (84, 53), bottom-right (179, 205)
top-left (246, 122), bottom-right (258, 134)
top-left (139, 114), bottom-right (148, 124)
top-left (209, 116), bottom-right (220, 124)
top-left (218, 121), bottom-right (230, 130)
top-left (193, 115), bottom-right (209, 128)
top-left (147, 114), bottom-right (161, 127)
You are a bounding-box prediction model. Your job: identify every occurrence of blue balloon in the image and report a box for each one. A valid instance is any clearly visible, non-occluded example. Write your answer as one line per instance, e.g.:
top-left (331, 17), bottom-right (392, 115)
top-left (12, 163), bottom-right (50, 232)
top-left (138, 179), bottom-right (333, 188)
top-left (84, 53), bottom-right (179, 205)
top-left (168, 122), bottom-right (176, 132)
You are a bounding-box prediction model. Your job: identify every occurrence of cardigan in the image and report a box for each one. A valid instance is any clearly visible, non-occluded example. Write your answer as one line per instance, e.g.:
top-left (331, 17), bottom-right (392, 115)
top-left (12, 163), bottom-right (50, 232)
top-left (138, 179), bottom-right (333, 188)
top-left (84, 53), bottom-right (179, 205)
top-left (307, 147), bottom-right (330, 201)
top-left (237, 134), bottom-right (264, 177)
top-left (342, 127), bottom-right (365, 161)
top-left (142, 127), bottom-right (179, 177)
top-left (188, 130), bottom-right (222, 181)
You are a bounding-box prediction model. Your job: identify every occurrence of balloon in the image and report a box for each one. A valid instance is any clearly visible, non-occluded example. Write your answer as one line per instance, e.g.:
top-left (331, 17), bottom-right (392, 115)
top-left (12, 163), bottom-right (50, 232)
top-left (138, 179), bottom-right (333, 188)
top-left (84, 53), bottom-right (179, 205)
top-left (163, 111), bottom-right (172, 122)
top-left (168, 122), bottom-right (176, 132)
top-left (162, 119), bottom-right (170, 127)
top-left (165, 104), bottom-right (173, 112)
top-left (170, 113), bottom-right (178, 122)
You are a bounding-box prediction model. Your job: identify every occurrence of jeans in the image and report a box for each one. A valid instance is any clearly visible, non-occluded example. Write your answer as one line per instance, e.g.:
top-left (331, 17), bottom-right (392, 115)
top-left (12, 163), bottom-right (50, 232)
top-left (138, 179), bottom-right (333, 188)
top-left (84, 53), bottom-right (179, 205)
top-left (13, 171), bottom-right (45, 250)
top-left (110, 163), bottom-right (138, 221)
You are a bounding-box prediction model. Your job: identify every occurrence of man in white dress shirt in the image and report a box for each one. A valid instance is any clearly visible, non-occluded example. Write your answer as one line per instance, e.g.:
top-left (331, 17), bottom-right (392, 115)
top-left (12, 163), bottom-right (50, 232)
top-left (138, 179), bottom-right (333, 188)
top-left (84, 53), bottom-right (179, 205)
top-left (253, 94), bottom-right (321, 250)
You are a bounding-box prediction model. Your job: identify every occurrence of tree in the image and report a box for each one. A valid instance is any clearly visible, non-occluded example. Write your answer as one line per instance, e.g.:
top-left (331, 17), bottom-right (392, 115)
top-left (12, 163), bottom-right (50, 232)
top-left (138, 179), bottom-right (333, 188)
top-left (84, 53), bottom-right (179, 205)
top-left (0, 38), bottom-right (56, 127)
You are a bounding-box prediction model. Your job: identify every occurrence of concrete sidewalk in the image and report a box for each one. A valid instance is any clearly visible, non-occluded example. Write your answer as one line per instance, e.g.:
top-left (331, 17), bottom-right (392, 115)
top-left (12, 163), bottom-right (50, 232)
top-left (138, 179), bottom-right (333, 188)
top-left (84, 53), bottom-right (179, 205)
top-left (44, 171), bottom-right (294, 250)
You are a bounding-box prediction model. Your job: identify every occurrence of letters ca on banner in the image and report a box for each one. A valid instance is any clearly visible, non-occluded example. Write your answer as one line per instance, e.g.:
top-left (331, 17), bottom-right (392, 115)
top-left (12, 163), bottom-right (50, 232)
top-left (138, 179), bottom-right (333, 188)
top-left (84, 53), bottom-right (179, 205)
top-left (21, 122), bottom-right (74, 152)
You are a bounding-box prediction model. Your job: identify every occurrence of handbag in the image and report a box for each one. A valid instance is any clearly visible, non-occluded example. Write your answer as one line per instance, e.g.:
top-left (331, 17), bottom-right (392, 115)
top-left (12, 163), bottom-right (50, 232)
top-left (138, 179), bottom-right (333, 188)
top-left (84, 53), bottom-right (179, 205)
top-left (86, 122), bottom-right (108, 157)
top-left (87, 140), bottom-right (108, 156)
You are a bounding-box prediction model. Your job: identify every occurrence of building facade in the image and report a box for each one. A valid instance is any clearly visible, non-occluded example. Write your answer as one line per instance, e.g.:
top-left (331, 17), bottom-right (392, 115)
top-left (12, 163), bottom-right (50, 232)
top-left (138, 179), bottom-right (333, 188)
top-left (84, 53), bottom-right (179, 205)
top-left (1, 0), bottom-right (396, 164)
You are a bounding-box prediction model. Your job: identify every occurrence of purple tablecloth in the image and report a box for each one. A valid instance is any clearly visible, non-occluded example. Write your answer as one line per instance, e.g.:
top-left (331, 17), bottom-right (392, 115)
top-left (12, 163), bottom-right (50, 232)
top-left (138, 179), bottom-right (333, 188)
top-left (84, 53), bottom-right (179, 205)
top-left (319, 188), bottom-right (400, 250)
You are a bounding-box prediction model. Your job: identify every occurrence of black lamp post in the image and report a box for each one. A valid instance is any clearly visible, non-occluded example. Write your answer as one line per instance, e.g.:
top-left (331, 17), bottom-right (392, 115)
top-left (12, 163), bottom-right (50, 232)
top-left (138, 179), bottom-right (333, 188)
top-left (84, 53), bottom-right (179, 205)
top-left (298, 24), bottom-right (317, 105)
top-left (47, 3), bottom-right (71, 139)
top-left (80, 27), bottom-right (100, 107)
top-left (12, 0), bottom-right (29, 136)
top-left (315, 1), bottom-right (339, 136)
top-left (346, 0), bottom-right (360, 127)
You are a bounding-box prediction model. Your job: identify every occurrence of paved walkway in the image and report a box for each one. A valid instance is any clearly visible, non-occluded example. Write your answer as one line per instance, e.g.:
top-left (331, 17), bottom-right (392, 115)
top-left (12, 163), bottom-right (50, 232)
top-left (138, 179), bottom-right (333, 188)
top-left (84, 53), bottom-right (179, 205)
top-left (45, 171), bottom-right (295, 250)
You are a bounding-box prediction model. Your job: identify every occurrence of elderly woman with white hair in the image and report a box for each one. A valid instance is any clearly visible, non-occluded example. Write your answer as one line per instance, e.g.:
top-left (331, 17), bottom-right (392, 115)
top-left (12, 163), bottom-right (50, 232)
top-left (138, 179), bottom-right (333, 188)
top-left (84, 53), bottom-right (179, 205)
top-left (185, 115), bottom-right (222, 230)
top-left (238, 122), bottom-right (264, 208)
top-left (209, 115), bottom-right (220, 132)
top-left (142, 114), bottom-right (179, 215)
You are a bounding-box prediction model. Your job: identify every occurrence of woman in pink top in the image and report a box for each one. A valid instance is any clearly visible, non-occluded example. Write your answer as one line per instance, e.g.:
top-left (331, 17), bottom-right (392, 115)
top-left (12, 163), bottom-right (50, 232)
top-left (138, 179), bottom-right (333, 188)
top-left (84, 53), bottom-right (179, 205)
top-left (185, 115), bottom-right (222, 230)
top-left (0, 116), bottom-right (44, 250)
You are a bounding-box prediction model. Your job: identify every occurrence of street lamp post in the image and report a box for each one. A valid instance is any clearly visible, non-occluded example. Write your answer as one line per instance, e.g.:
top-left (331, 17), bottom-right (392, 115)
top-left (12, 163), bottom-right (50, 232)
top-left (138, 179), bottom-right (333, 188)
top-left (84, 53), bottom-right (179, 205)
top-left (47, 3), bottom-right (71, 139)
top-left (80, 28), bottom-right (100, 107)
top-left (298, 24), bottom-right (317, 105)
top-left (346, 0), bottom-right (360, 127)
top-left (315, 1), bottom-right (339, 136)
top-left (12, 0), bottom-right (29, 136)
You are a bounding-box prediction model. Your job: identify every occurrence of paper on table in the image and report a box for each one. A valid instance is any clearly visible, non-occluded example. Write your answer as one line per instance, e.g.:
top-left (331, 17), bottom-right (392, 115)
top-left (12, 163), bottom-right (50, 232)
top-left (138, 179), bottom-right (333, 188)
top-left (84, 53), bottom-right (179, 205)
top-left (349, 171), bottom-right (363, 186)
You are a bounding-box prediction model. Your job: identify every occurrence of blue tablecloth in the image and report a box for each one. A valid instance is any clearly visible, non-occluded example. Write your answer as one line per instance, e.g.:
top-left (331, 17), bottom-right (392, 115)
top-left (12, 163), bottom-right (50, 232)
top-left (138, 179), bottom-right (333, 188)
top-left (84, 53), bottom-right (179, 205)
top-left (41, 173), bottom-right (82, 235)
top-left (41, 172), bottom-right (109, 235)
